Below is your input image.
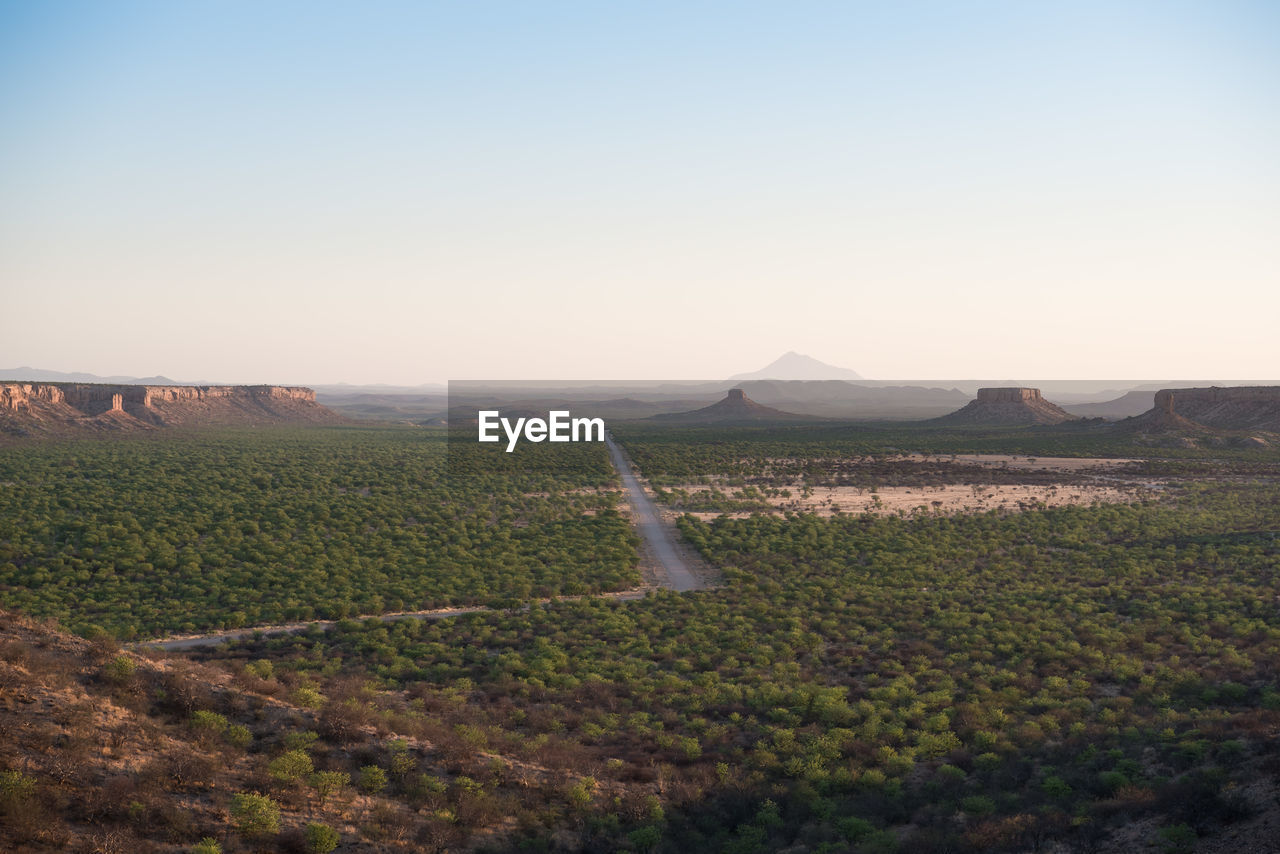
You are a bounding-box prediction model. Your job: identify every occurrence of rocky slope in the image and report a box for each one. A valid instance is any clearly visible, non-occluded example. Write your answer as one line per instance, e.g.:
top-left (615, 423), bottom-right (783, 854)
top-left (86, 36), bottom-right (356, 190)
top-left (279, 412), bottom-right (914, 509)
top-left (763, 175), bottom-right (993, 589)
top-left (653, 388), bottom-right (811, 424)
top-left (0, 382), bottom-right (343, 437)
top-left (1146, 386), bottom-right (1280, 432)
top-left (0, 609), bottom-right (482, 852)
top-left (1118, 386), bottom-right (1280, 446)
top-left (931, 387), bottom-right (1078, 426)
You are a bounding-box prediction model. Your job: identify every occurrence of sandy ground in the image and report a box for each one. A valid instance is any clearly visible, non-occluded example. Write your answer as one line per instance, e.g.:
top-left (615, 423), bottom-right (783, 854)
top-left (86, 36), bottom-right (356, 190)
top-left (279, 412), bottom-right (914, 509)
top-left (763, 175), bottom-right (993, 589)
top-left (675, 481), bottom-right (1153, 519)
top-left (661, 453), bottom-right (1158, 519)
top-left (752, 453), bottom-right (1141, 472)
top-left (902, 453), bottom-right (1141, 471)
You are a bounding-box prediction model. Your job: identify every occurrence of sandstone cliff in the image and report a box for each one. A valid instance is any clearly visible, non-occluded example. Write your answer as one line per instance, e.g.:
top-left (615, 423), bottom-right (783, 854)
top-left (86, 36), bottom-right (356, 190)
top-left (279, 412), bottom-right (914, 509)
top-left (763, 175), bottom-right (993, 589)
top-left (0, 382), bottom-right (341, 437)
top-left (931, 387), bottom-right (1077, 426)
top-left (1124, 386), bottom-right (1280, 434)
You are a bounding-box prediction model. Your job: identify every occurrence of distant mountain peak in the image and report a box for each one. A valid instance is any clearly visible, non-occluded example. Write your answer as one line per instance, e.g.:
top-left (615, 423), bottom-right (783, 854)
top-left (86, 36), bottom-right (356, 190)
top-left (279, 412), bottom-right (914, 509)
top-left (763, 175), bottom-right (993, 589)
top-left (729, 352), bottom-right (863, 382)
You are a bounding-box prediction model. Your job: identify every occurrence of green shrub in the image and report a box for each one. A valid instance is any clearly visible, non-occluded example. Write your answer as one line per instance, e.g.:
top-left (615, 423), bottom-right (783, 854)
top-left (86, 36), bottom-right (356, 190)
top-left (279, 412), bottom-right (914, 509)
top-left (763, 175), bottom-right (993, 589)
top-left (1098, 770), bottom-right (1130, 793)
top-left (358, 765), bottom-right (388, 795)
top-left (268, 749), bottom-right (314, 784)
top-left (226, 724), bottom-right (253, 750)
top-left (961, 795), bottom-right (997, 816)
top-left (292, 685), bottom-right (324, 709)
top-left (230, 792), bottom-right (280, 838)
top-left (245, 659), bottom-right (273, 680)
top-left (103, 654), bottom-right (136, 684)
top-left (305, 822), bottom-right (340, 854)
top-left (836, 816), bottom-right (874, 842)
top-left (1042, 775), bottom-right (1072, 799)
top-left (628, 825), bottom-right (662, 853)
top-left (310, 770), bottom-right (350, 805)
top-left (189, 710), bottom-right (229, 736)
top-left (0, 770), bottom-right (37, 812)
top-left (283, 730), bottom-right (319, 752)
top-left (1157, 823), bottom-right (1197, 854)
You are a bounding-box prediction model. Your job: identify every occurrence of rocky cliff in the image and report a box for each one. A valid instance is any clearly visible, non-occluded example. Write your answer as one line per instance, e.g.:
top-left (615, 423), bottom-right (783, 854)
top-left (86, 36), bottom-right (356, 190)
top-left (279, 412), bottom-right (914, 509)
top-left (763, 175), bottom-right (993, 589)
top-left (0, 382), bottom-right (341, 437)
top-left (976, 387), bottom-right (1044, 404)
top-left (1126, 386), bottom-right (1280, 433)
top-left (931, 387), bottom-right (1077, 426)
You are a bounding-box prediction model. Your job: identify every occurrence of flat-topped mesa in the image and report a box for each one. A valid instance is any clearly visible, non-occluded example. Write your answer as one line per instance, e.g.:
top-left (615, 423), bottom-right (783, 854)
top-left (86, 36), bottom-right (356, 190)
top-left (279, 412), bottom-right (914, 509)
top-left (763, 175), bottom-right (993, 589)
top-left (931, 386), bottom-right (1075, 426)
top-left (0, 382), bottom-right (338, 434)
top-left (1137, 386), bottom-right (1280, 432)
top-left (726, 388), bottom-right (746, 401)
top-left (1155, 386), bottom-right (1280, 414)
top-left (0, 383), bottom-right (67, 411)
top-left (140, 385), bottom-right (316, 405)
top-left (977, 387), bottom-right (1043, 404)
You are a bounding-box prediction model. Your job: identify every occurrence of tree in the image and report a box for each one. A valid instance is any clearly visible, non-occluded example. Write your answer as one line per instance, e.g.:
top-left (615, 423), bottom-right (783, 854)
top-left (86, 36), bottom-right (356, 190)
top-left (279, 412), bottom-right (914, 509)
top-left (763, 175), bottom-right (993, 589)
top-left (309, 770), bottom-right (350, 807)
top-left (358, 765), bottom-right (388, 795)
top-left (268, 749), bottom-right (314, 784)
top-left (305, 823), bottom-right (341, 854)
top-left (230, 792), bottom-right (280, 839)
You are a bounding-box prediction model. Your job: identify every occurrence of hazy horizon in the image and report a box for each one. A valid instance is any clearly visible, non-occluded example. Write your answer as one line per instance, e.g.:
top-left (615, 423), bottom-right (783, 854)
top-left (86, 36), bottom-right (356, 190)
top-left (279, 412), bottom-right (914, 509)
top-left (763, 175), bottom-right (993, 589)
top-left (5, 359), bottom-right (1280, 393)
top-left (3, 2), bottom-right (1277, 385)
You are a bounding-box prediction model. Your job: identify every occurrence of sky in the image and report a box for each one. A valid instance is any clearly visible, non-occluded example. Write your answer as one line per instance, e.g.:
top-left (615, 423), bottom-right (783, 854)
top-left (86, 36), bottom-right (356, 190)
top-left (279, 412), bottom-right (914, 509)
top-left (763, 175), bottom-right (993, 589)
top-left (1, 1), bottom-right (1277, 385)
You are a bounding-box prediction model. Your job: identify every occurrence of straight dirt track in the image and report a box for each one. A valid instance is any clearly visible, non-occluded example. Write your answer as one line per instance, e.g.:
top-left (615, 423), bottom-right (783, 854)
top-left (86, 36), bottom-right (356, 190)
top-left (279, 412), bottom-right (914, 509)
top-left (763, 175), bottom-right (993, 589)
top-left (604, 433), bottom-right (703, 592)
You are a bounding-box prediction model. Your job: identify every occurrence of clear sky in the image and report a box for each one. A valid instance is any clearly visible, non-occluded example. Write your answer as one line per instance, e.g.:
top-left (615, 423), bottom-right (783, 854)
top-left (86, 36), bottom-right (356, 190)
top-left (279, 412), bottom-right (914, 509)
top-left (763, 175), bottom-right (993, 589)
top-left (2, 1), bottom-right (1277, 384)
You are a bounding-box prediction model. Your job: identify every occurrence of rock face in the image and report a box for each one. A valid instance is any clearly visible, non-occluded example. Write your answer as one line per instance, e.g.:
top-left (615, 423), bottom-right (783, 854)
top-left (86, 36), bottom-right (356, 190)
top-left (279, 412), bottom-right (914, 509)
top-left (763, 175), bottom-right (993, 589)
top-left (976, 387), bottom-right (1043, 404)
top-left (932, 387), bottom-right (1077, 426)
top-left (654, 388), bottom-right (810, 424)
top-left (1127, 386), bottom-right (1280, 433)
top-left (0, 382), bottom-right (341, 437)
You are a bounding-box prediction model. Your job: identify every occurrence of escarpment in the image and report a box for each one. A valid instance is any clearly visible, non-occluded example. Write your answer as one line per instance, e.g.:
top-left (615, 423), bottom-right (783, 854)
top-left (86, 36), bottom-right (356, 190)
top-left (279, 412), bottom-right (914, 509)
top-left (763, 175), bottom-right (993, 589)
top-left (1124, 386), bottom-right (1280, 434)
top-left (0, 382), bottom-right (340, 437)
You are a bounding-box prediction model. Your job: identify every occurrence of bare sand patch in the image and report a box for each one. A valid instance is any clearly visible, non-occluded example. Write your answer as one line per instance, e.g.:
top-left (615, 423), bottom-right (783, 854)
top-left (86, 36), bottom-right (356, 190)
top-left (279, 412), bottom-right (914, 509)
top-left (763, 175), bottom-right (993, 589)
top-left (670, 481), bottom-right (1154, 520)
top-left (748, 454), bottom-right (1141, 472)
top-left (902, 453), bottom-right (1141, 471)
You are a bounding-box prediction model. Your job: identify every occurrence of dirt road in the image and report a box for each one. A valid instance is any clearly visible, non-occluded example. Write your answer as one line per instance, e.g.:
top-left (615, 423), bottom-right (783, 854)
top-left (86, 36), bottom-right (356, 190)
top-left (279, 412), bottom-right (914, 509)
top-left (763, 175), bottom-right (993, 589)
top-left (137, 591), bottom-right (652, 651)
top-left (604, 433), bottom-right (702, 592)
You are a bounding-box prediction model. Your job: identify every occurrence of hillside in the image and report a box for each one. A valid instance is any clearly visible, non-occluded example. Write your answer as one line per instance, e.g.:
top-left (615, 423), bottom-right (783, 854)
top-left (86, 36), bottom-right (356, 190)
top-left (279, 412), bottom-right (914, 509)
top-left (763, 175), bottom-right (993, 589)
top-left (736, 379), bottom-right (968, 419)
top-left (1116, 386), bottom-right (1280, 447)
top-left (1146, 386), bottom-right (1280, 432)
top-left (1, 607), bottom-right (633, 853)
top-left (1063, 389), bottom-right (1155, 420)
top-left (0, 610), bottom-right (424, 852)
top-left (931, 387), bottom-right (1078, 426)
top-left (651, 388), bottom-right (810, 424)
top-left (0, 383), bottom-right (343, 438)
